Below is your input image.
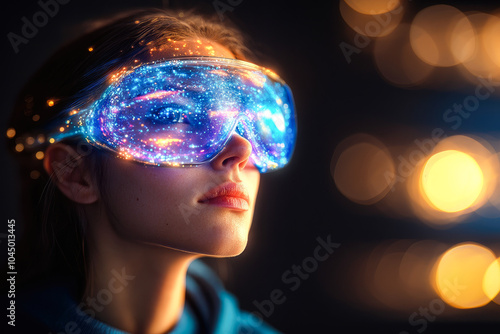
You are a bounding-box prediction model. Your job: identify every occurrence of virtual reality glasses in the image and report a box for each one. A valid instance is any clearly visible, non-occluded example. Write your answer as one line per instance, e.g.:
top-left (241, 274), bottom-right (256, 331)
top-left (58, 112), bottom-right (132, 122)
top-left (48, 57), bottom-right (297, 173)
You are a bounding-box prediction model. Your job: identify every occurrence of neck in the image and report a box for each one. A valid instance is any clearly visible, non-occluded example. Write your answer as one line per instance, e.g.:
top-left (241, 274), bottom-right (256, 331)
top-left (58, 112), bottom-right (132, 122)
top-left (83, 208), bottom-right (199, 334)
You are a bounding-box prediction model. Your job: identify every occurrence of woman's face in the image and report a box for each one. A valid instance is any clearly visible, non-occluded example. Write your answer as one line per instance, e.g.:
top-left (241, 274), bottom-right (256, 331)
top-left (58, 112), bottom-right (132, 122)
top-left (99, 40), bottom-right (260, 257)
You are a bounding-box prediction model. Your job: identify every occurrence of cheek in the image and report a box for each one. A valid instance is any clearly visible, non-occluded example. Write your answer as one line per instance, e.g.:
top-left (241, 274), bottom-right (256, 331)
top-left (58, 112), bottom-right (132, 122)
top-left (102, 162), bottom-right (195, 241)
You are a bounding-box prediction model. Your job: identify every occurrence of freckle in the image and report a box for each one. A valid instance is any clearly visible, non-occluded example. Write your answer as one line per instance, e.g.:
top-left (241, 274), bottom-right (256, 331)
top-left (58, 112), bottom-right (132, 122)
top-left (136, 198), bottom-right (139, 201)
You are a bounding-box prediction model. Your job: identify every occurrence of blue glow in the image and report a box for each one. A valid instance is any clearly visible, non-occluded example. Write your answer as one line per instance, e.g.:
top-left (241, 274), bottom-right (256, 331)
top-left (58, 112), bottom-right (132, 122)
top-left (49, 57), bottom-right (297, 173)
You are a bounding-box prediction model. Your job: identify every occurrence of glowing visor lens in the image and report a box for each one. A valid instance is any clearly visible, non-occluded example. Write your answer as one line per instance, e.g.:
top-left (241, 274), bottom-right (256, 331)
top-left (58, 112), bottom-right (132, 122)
top-left (81, 57), bottom-right (296, 172)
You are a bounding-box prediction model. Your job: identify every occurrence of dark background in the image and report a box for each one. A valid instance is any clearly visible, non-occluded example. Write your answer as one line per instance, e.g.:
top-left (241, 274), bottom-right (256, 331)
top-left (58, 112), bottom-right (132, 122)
top-left (3, 0), bottom-right (500, 333)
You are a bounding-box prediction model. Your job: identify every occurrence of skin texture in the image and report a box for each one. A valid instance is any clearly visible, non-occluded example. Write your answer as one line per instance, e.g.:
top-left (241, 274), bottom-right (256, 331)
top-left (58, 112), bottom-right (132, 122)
top-left (44, 39), bottom-right (260, 333)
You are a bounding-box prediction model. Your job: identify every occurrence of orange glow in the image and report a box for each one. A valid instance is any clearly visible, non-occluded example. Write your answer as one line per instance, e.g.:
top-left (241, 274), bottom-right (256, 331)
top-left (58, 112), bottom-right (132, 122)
top-left (118, 147), bottom-right (133, 160)
top-left (35, 151), bottom-right (44, 160)
top-left (47, 100), bottom-right (55, 107)
top-left (406, 135), bottom-right (497, 225)
top-left (264, 69), bottom-right (280, 81)
top-left (26, 137), bottom-right (35, 145)
top-left (435, 243), bottom-right (497, 309)
top-left (340, 0), bottom-right (404, 38)
top-left (431, 136), bottom-right (498, 212)
top-left (108, 67), bottom-right (129, 83)
top-left (484, 151), bottom-right (500, 215)
top-left (420, 150), bottom-right (483, 213)
top-left (332, 134), bottom-right (395, 205)
top-left (344, 0), bottom-right (400, 15)
top-left (153, 138), bottom-right (183, 146)
top-left (88, 47), bottom-right (94, 52)
top-left (37, 134), bottom-right (45, 144)
top-left (239, 71), bottom-right (266, 87)
top-left (6, 128), bottom-right (15, 138)
top-left (15, 143), bottom-right (24, 152)
top-left (461, 13), bottom-right (500, 79)
top-left (482, 13), bottom-right (500, 72)
top-left (374, 23), bottom-right (434, 87)
top-left (410, 5), bottom-right (471, 67)
top-left (449, 14), bottom-right (476, 65)
top-left (483, 257), bottom-right (500, 303)
top-left (156, 39), bottom-right (232, 58)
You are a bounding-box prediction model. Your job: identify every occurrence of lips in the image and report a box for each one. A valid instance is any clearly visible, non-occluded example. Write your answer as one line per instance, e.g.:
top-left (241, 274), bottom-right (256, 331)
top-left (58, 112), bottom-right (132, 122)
top-left (198, 181), bottom-right (250, 211)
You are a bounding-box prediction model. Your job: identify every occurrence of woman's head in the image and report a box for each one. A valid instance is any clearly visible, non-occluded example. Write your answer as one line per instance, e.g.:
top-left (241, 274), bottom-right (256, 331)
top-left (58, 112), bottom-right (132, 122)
top-left (9, 7), bottom-right (297, 289)
top-left (8, 8), bottom-right (262, 282)
top-left (41, 35), bottom-right (264, 258)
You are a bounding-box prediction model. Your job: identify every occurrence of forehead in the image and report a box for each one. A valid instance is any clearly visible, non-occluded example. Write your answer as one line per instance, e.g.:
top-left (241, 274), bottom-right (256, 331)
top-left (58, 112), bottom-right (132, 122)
top-left (145, 38), bottom-right (235, 61)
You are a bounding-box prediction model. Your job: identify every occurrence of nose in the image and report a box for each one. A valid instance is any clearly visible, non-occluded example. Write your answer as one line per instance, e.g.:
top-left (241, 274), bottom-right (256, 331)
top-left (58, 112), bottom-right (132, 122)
top-left (210, 133), bottom-right (253, 172)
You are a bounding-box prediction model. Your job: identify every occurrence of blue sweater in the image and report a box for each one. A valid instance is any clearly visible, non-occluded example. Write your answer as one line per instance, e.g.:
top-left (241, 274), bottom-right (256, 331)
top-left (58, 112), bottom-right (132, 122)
top-left (17, 260), bottom-right (279, 333)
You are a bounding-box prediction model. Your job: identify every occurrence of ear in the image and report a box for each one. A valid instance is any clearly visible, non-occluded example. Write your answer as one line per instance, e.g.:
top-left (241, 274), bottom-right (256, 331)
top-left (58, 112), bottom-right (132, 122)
top-left (43, 143), bottom-right (99, 204)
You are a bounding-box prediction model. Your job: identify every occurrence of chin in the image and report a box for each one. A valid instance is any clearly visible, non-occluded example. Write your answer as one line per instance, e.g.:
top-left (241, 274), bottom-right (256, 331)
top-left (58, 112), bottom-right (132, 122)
top-left (199, 227), bottom-right (250, 258)
top-left (183, 208), bottom-right (254, 257)
top-left (144, 222), bottom-right (251, 257)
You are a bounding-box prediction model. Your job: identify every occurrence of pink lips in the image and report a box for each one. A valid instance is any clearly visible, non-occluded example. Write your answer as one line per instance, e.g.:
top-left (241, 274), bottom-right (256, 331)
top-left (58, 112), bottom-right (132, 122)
top-left (198, 182), bottom-right (250, 211)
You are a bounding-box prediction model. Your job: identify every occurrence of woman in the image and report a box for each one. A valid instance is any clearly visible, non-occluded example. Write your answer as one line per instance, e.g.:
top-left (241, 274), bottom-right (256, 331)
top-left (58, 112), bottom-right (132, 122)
top-left (7, 8), bottom-right (296, 334)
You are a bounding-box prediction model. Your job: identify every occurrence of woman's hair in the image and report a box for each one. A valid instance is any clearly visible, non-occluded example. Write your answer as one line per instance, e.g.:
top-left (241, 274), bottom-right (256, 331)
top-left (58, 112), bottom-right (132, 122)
top-left (7, 8), bottom-right (253, 289)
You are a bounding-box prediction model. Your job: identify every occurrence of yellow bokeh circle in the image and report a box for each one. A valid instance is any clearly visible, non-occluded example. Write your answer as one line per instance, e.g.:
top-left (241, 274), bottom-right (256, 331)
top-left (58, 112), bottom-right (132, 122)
top-left (420, 150), bottom-right (483, 213)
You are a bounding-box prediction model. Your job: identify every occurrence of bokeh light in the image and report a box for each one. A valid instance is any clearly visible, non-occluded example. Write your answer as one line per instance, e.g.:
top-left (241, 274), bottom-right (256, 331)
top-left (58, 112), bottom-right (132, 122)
top-left (430, 135), bottom-right (498, 211)
top-left (483, 12), bottom-right (500, 70)
top-left (6, 128), bottom-right (15, 138)
top-left (449, 13), bottom-right (477, 65)
top-left (327, 239), bottom-right (449, 313)
top-left (461, 13), bottom-right (500, 79)
top-left (410, 5), bottom-right (472, 67)
top-left (344, 0), bottom-right (400, 15)
top-left (435, 243), bottom-right (498, 309)
top-left (374, 24), bottom-right (434, 87)
top-left (420, 150), bottom-right (483, 213)
top-left (404, 135), bottom-right (498, 225)
top-left (332, 134), bottom-right (395, 205)
top-left (371, 244), bottom-right (409, 309)
top-left (340, 0), bottom-right (404, 38)
top-left (335, 2), bottom-right (500, 325)
top-left (483, 257), bottom-right (500, 302)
